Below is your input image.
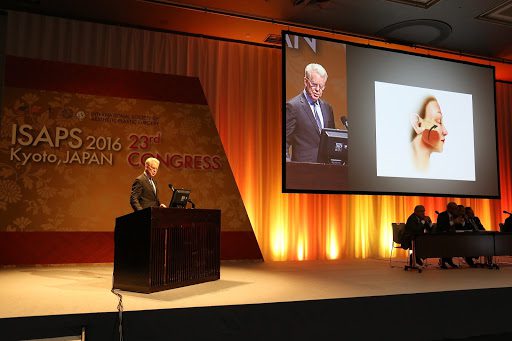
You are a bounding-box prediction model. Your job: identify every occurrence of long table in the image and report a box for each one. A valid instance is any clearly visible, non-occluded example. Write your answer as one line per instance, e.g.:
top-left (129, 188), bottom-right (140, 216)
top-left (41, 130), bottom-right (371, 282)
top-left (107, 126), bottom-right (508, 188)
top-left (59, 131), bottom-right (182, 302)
top-left (414, 231), bottom-right (512, 259)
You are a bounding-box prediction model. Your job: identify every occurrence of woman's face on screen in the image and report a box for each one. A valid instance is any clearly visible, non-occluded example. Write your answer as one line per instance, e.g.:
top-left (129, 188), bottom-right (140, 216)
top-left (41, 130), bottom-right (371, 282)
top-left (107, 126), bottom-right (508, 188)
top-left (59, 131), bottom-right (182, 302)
top-left (422, 100), bottom-right (448, 153)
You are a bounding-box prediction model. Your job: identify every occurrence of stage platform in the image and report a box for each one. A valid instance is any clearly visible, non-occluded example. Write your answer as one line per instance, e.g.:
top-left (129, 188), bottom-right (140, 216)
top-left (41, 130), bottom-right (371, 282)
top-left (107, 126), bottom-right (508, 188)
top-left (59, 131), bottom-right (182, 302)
top-left (2, 258), bottom-right (512, 340)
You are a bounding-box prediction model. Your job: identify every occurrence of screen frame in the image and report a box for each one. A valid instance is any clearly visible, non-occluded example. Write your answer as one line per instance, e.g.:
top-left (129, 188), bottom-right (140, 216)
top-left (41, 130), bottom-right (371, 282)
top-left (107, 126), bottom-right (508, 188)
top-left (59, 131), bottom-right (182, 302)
top-left (281, 29), bottom-right (500, 199)
top-left (169, 188), bottom-right (192, 208)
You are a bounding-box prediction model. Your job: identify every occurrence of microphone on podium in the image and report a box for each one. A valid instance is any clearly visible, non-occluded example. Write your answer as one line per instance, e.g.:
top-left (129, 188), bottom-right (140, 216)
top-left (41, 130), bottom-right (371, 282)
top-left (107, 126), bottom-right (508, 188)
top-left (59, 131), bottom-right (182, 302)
top-left (188, 199), bottom-right (196, 209)
top-left (340, 116), bottom-right (348, 129)
top-left (168, 184), bottom-right (175, 192)
top-left (435, 210), bottom-right (440, 215)
top-left (504, 210), bottom-right (512, 215)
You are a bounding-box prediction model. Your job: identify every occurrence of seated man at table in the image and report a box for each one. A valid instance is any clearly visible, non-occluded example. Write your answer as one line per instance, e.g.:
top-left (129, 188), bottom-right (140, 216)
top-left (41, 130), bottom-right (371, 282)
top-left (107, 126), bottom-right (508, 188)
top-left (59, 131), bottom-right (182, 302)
top-left (449, 205), bottom-right (469, 230)
top-left (451, 212), bottom-right (482, 268)
top-left (436, 202), bottom-right (457, 233)
top-left (464, 207), bottom-right (492, 267)
top-left (436, 202), bottom-right (459, 269)
top-left (465, 207), bottom-right (485, 231)
top-left (502, 213), bottom-right (512, 233)
top-left (403, 205), bottom-right (432, 266)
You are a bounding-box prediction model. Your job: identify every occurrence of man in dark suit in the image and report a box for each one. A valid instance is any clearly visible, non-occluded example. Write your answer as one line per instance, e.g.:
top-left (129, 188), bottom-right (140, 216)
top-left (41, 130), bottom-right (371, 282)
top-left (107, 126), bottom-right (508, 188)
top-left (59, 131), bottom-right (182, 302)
top-left (464, 206), bottom-right (489, 267)
top-left (465, 207), bottom-right (485, 231)
top-left (286, 63), bottom-right (335, 163)
top-left (130, 157), bottom-right (167, 211)
top-left (436, 202), bottom-right (459, 268)
top-left (403, 205), bottom-right (432, 266)
top-left (436, 202), bottom-right (458, 233)
top-left (503, 214), bottom-right (512, 233)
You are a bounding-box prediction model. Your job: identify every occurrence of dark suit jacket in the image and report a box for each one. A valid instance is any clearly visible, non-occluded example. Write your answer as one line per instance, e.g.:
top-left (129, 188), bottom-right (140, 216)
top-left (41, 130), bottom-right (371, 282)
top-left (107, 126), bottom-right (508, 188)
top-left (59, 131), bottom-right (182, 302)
top-left (436, 211), bottom-right (454, 233)
top-left (465, 217), bottom-right (485, 231)
top-left (402, 213), bottom-right (428, 249)
top-left (130, 173), bottom-right (161, 211)
top-left (286, 92), bottom-right (335, 163)
top-left (503, 216), bottom-right (512, 232)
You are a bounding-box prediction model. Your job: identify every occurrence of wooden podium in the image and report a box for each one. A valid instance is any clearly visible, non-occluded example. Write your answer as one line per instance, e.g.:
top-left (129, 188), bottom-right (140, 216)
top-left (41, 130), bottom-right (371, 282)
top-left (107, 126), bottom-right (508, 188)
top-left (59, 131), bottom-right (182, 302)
top-left (113, 207), bottom-right (220, 293)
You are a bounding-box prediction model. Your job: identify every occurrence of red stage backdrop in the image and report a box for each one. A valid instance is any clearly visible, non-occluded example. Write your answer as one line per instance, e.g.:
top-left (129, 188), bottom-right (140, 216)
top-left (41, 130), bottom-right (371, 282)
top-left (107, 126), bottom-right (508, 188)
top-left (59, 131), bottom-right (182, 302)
top-left (0, 56), bottom-right (262, 265)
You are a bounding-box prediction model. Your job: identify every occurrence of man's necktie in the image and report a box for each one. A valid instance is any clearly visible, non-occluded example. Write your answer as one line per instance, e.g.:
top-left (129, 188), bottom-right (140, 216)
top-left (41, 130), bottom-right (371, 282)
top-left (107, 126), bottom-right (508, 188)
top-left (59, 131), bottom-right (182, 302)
top-left (469, 218), bottom-right (477, 231)
top-left (312, 102), bottom-right (322, 133)
top-left (148, 178), bottom-right (156, 194)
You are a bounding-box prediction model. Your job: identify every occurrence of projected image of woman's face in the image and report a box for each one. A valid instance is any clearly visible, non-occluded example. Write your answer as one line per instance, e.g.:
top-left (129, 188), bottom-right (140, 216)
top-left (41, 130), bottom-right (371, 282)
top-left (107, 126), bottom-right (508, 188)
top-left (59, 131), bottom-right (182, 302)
top-left (376, 80), bottom-right (478, 184)
top-left (421, 100), bottom-right (448, 153)
top-left (408, 96), bottom-right (451, 172)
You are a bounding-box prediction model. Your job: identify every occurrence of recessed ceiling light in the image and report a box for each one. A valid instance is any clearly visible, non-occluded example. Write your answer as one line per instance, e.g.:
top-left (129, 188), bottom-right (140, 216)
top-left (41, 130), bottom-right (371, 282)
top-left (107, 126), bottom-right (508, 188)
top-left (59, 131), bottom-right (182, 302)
top-left (264, 34), bottom-right (282, 44)
top-left (477, 0), bottom-right (512, 27)
top-left (385, 0), bottom-right (441, 9)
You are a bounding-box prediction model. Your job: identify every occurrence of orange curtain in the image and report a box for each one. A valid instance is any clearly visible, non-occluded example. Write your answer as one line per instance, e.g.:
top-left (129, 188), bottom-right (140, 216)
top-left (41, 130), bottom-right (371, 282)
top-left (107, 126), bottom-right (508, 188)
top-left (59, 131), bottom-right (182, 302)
top-left (5, 11), bottom-right (512, 261)
top-left (234, 82), bottom-right (511, 261)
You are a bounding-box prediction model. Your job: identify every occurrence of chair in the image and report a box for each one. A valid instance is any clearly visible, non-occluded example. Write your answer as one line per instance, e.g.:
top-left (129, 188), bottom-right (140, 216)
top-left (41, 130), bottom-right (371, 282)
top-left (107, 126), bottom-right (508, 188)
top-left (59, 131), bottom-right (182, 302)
top-left (389, 223), bottom-right (406, 267)
top-left (495, 223), bottom-right (512, 267)
top-left (389, 223), bottom-right (422, 272)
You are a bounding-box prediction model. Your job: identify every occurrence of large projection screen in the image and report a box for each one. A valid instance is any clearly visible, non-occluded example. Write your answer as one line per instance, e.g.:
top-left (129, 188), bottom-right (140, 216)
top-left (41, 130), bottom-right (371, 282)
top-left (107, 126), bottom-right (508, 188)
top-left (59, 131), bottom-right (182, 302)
top-left (283, 31), bottom-right (499, 198)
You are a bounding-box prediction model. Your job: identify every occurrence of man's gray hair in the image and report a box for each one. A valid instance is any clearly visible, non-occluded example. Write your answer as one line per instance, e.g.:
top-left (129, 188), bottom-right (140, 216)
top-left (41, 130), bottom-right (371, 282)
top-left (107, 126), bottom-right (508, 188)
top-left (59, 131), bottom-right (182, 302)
top-left (305, 63), bottom-right (328, 80)
top-left (145, 157), bottom-right (160, 166)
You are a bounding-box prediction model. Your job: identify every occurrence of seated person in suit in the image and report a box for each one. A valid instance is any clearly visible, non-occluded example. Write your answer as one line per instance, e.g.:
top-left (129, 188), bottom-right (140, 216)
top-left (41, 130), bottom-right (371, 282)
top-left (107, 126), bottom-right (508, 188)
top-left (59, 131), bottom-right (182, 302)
top-left (436, 202), bottom-right (458, 233)
top-left (403, 205), bottom-right (432, 266)
top-left (464, 206), bottom-right (491, 267)
top-left (436, 202), bottom-right (459, 269)
top-left (286, 63), bottom-right (335, 163)
top-left (452, 205), bottom-right (468, 230)
top-left (502, 214), bottom-right (512, 233)
top-left (130, 157), bottom-right (167, 211)
top-left (447, 210), bottom-right (476, 267)
top-left (465, 207), bottom-right (485, 231)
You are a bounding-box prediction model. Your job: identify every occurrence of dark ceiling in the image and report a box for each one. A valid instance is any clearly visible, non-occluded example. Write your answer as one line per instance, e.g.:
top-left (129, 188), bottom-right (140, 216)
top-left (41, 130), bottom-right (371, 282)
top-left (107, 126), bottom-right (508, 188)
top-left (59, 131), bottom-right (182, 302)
top-left (2, 0), bottom-right (512, 62)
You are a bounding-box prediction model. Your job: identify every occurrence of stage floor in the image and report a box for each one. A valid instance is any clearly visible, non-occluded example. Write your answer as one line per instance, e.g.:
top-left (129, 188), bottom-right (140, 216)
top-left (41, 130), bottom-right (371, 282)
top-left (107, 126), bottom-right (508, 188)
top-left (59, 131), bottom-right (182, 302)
top-left (2, 258), bottom-right (512, 319)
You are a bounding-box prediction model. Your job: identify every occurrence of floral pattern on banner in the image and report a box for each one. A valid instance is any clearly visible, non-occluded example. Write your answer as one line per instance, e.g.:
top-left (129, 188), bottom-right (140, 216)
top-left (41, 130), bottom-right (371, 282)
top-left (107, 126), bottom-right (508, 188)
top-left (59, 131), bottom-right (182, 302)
top-left (0, 87), bottom-right (252, 232)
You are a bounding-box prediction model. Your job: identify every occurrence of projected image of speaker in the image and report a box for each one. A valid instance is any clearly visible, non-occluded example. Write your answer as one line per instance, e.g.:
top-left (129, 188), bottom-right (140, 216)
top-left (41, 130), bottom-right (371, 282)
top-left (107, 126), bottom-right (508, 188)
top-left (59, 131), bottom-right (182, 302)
top-left (317, 128), bottom-right (348, 165)
top-left (283, 31), bottom-right (499, 197)
top-left (169, 189), bottom-right (191, 208)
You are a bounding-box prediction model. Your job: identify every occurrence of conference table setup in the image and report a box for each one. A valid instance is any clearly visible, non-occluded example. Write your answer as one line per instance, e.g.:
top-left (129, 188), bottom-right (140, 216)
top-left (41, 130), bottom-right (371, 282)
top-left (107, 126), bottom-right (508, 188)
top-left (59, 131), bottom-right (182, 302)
top-left (411, 230), bottom-right (512, 271)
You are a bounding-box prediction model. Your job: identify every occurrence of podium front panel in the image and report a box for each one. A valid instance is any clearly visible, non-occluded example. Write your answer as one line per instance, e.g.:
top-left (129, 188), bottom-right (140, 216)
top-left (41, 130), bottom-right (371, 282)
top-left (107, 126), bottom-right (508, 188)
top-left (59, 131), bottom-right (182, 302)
top-left (113, 207), bottom-right (220, 293)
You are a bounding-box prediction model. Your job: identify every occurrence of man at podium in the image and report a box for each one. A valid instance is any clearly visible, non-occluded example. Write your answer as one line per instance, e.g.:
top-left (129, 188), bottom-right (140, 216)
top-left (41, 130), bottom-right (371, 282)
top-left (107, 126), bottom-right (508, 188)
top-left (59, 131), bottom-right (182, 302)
top-left (130, 157), bottom-right (167, 211)
top-left (286, 63), bottom-right (335, 163)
